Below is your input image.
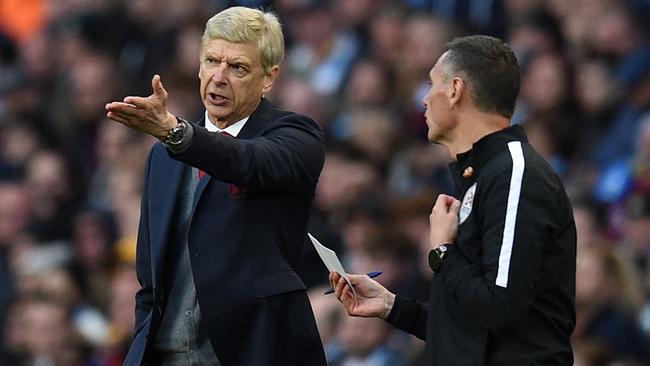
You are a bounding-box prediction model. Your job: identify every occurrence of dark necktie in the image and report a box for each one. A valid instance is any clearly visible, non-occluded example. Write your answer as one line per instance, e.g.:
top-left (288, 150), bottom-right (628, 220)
top-left (198, 130), bottom-right (233, 180)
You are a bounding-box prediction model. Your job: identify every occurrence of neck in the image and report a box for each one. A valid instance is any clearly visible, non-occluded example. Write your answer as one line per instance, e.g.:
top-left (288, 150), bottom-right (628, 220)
top-left (444, 110), bottom-right (510, 158)
top-left (208, 117), bottom-right (231, 130)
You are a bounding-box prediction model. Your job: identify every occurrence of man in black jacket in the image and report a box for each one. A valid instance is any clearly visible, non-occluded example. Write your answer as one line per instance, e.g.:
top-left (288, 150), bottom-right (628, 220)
top-left (331, 35), bottom-right (576, 365)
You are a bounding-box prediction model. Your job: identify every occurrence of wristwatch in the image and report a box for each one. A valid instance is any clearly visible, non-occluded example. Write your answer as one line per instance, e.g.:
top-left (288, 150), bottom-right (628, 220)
top-left (162, 117), bottom-right (189, 146)
top-left (428, 245), bottom-right (449, 272)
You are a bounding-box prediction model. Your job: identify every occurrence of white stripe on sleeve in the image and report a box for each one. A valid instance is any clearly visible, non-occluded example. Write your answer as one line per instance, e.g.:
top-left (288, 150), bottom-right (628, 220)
top-left (495, 141), bottom-right (525, 288)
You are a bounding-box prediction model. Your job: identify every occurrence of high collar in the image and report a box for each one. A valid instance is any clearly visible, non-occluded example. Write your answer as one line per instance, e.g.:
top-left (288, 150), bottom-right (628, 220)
top-left (450, 125), bottom-right (528, 178)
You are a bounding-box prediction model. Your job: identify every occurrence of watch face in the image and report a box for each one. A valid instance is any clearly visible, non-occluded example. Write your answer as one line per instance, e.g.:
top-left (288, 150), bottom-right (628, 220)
top-left (166, 123), bottom-right (186, 145)
top-left (428, 249), bottom-right (442, 272)
top-left (168, 129), bottom-right (184, 144)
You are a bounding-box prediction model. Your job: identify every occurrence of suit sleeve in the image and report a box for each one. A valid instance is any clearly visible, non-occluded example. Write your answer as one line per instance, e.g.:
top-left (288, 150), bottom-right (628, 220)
top-left (440, 162), bottom-right (560, 334)
top-left (169, 114), bottom-right (325, 192)
top-left (134, 150), bottom-right (154, 333)
top-left (385, 295), bottom-right (428, 340)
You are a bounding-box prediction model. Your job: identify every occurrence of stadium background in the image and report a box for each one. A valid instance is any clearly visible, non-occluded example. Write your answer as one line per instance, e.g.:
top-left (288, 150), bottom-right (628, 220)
top-left (0, 0), bottom-right (648, 364)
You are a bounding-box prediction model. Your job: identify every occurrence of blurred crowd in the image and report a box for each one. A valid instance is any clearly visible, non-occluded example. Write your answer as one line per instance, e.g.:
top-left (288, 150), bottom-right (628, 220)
top-left (0, 0), bottom-right (649, 365)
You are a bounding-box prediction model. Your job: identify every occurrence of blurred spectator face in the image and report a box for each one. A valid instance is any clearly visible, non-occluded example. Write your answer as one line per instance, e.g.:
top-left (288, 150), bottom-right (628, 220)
top-left (573, 205), bottom-right (604, 250)
top-left (22, 299), bottom-right (71, 358)
top-left (576, 247), bottom-right (612, 309)
top-left (0, 123), bottom-right (40, 169)
top-left (575, 60), bottom-right (616, 115)
top-left (588, 6), bottom-right (637, 57)
top-left (354, 250), bottom-right (405, 289)
top-left (369, 9), bottom-right (403, 64)
top-left (294, 7), bottom-right (335, 47)
top-left (73, 210), bottom-right (111, 269)
top-left (70, 53), bottom-right (117, 123)
top-left (96, 120), bottom-right (133, 166)
top-left (163, 0), bottom-right (204, 25)
top-left (523, 118), bottom-right (554, 159)
top-left (29, 268), bottom-right (81, 309)
top-left (521, 52), bottom-right (569, 112)
top-left (25, 150), bottom-right (71, 207)
top-left (575, 246), bottom-right (642, 313)
top-left (315, 153), bottom-right (379, 213)
top-left (504, 0), bottom-right (543, 19)
top-left (274, 76), bottom-right (324, 122)
top-left (4, 300), bottom-right (27, 354)
top-left (334, 0), bottom-right (377, 28)
top-left (348, 108), bottom-right (399, 164)
top-left (346, 60), bottom-right (390, 105)
top-left (508, 23), bottom-right (558, 59)
top-left (341, 214), bottom-right (381, 254)
top-left (19, 31), bottom-right (55, 79)
top-left (175, 25), bottom-right (203, 79)
top-left (125, 0), bottom-right (160, 26)
top-left (108, 165), bottom-right (142, 238)
top-left (109, 264), bottom-right (139, 333)
top-left (338, 316), bottom-right (390, 357)
top-left (404, 16), bottom-right (451, 74)
top-left (199, 39), bottom-right (278, 126)
top-left (0, 182), bottom-right (31, 246)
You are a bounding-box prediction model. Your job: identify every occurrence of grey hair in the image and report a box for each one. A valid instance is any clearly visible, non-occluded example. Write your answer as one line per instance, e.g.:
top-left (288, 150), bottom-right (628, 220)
top-left (201, 7), bottom-right (285, 74)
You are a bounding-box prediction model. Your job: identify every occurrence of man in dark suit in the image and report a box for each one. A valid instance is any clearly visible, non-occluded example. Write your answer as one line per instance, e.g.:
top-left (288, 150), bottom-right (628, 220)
top-left (105, 6), bottom-right (327, 366)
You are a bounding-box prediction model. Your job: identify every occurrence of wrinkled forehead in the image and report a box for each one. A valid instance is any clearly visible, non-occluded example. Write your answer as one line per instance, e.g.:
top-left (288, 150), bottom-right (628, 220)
top-left (202, 38), bottom-right (260, 62)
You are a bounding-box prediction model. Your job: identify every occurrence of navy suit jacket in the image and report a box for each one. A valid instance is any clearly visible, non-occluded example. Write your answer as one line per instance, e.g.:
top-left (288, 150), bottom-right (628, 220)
top-left (124, 99), bottom-right (327, 366)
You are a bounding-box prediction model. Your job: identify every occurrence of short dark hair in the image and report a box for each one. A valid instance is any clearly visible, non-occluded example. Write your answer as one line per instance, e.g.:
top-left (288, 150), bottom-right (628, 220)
top-left (442, 35), bottom-right (520, 118)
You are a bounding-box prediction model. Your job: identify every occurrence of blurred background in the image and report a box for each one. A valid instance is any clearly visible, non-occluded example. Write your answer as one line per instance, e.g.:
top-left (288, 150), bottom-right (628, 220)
top-left (0, 0), bottom-right (648, 365)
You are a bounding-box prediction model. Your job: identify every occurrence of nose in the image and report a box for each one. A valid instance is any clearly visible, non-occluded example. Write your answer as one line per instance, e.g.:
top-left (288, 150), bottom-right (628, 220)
top-left (211, 63), bottom-right (227, 84)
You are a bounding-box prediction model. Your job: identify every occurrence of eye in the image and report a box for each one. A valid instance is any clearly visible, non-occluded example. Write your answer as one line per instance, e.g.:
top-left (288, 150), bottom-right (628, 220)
top-left (230, 63), bottom-right (248, 76)
top-left (205, 56), bottom-right (217, 64)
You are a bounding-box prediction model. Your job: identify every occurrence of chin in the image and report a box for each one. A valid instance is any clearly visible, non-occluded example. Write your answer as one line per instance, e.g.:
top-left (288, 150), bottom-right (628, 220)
top-left (206, 105), bottom-right (228, 117)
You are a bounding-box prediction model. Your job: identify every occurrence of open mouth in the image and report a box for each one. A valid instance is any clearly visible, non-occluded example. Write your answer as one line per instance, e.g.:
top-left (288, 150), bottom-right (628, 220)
top-left (208, 92), bottom-right (229, 105)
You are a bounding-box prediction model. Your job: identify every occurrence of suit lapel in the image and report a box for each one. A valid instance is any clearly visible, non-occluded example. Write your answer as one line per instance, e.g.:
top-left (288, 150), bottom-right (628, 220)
top-left (149, 150), bottom-right (185, 286)
top-left (236, 98), bottom-right (274, 139)
top-left (190, 99), bottom-right (274, 209)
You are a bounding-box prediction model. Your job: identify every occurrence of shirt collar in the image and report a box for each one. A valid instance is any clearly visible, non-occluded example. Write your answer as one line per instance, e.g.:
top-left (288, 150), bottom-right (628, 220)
top-left (449, 124), bottom-right (528, 179)
top-left (204, 110), bottom-right (249, 137)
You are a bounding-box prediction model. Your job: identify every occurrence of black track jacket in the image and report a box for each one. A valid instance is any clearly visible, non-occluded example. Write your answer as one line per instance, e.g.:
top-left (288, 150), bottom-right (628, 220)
top-left (387, 125), bottom-right (576, 365)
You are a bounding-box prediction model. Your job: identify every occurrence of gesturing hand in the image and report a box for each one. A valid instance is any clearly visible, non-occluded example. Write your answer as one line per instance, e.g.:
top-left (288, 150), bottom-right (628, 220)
top-left (329, 272), bottom-right (395, 319)
top-left (105, 74), bottom-right (178, 140)
top-left (429, 193), bottom-right (461, 248)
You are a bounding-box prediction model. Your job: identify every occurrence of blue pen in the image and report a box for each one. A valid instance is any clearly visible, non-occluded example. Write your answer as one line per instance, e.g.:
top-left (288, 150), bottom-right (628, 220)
top-left (323, 271), bottom-right (382, 295)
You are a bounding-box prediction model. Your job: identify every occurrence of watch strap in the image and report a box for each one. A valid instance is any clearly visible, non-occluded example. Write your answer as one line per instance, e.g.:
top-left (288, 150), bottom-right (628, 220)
top-left (163, 117), bottom-right (194, 153)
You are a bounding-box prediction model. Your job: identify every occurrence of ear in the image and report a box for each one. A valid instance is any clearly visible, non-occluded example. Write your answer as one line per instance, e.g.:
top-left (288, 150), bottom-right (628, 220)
top-left (262, 65), bottom-right (280, 94)
top-left (448, 77), bottom-right (465, 109)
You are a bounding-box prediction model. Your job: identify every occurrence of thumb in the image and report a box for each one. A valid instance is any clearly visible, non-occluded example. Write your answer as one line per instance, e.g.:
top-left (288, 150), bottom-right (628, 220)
top-left (449, 198), bottom-right (461, 215)
top-left (152, 75), bottom-right (168, 99)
